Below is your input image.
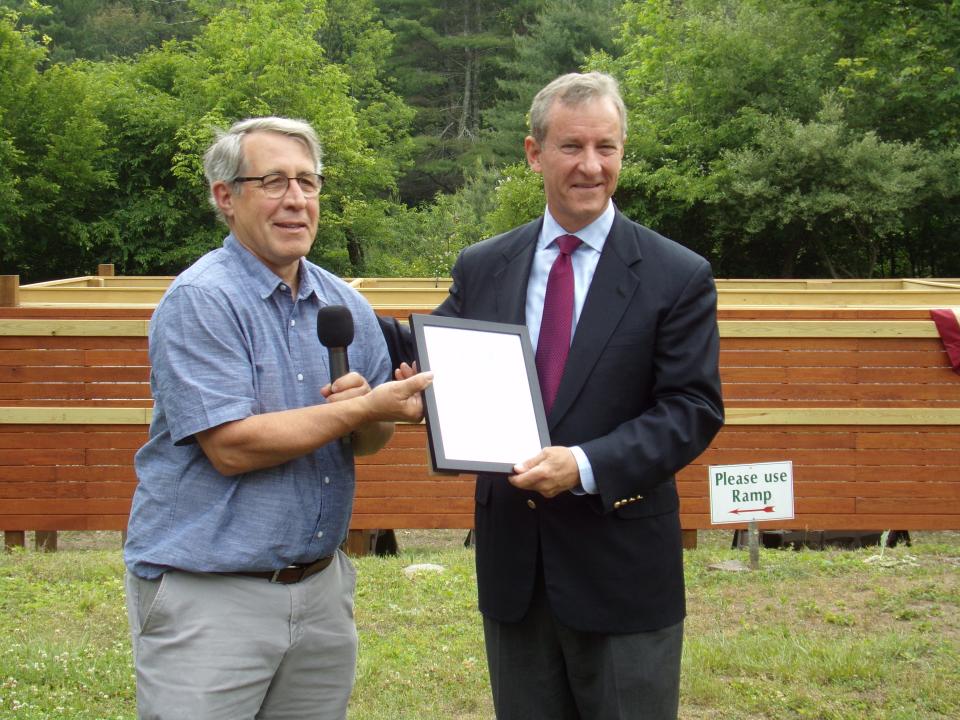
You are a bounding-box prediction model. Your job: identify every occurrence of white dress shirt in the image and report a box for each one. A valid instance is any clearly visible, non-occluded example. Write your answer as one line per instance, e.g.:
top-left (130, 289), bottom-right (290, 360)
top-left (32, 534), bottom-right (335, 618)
top-left (525, 201), bottom-right (616, 494)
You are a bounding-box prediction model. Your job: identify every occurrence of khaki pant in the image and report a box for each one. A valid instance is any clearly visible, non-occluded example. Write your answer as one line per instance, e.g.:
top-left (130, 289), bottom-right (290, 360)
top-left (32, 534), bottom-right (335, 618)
top-left (125, 550), bottom-right (357, 720)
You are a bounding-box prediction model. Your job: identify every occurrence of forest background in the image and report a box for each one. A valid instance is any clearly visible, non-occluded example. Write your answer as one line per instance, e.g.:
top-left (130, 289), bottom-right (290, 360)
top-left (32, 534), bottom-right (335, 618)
top-left (1, 0), bottom-right (958, 284)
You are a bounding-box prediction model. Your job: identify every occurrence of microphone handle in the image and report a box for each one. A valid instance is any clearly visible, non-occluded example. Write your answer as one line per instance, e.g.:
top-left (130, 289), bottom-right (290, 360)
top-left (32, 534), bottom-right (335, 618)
top-left (327, 347), bottom-right (351, 451)
top-left (328, 347), bottom-right (349, 381)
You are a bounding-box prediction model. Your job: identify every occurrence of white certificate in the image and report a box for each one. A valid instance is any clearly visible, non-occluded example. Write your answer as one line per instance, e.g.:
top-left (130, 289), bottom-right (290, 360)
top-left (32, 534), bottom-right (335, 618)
top-left (410, 314), bottom-right (550, 473)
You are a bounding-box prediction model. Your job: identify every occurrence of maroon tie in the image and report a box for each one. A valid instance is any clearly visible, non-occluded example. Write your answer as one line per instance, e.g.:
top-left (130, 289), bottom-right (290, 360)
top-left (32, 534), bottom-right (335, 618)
top-left (535, 234), bottom-right (582, 413)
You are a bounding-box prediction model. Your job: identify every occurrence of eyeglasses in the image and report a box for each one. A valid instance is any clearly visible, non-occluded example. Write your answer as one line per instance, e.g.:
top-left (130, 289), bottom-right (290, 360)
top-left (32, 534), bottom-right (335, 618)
top-left (233, 172), bottom-right (325, 198)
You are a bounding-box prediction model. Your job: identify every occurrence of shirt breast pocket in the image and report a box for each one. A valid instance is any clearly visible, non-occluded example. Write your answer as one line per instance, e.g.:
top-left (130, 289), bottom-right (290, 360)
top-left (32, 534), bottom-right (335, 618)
top-left (254, 360), bottom-right (287, 414)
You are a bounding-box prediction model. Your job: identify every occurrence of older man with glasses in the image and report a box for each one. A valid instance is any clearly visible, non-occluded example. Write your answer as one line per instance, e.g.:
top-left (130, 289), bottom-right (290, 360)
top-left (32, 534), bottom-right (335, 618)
top-left (122, 116), bottom-right (432, 720)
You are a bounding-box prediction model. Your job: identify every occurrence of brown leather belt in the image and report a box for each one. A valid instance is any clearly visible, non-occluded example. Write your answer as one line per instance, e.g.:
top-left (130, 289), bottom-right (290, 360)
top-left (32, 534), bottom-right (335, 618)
top-left (224, 555), bottom-right (335, 584)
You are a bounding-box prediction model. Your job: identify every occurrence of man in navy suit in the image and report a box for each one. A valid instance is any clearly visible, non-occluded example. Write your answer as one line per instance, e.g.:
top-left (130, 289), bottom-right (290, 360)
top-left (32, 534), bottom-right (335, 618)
top-left (434, 72), bottom-right (724, 719)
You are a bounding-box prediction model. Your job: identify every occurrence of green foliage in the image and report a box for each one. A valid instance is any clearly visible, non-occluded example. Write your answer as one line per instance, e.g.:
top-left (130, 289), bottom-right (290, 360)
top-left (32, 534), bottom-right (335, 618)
top-left (486, 162), bottom-right (544, 235)
top-left (363, 162), bottom-right (503, 278)
top-left (717, 97), bottom-right (929, 278)
top-left (378, 0), bottom-right (540, 205)
top-left (0, 0), bottom-right (418, 280)
top-left (2, 0), bottom-right (960, 280)
top-left (5, 0), bottom-right (201, 63)
top-left (607, 0), bottom-right (960, 277)
top-left (483, 0), bottom-right (622, 166)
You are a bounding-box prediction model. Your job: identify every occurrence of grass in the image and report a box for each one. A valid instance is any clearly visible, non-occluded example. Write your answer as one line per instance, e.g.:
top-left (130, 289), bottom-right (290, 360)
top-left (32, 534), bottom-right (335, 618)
top-left (0, 530), bottom-right (958, 719)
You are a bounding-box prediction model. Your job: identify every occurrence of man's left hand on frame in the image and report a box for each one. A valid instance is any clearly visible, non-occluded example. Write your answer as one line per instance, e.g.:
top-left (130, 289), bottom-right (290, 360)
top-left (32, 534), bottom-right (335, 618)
top-left (510, 446), bottom-right (581, 498)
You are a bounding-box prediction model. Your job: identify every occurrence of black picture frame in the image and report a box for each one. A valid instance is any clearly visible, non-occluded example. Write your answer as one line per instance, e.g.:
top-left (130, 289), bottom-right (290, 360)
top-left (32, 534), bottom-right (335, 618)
top-left (409, 313), bottom-right (551, 474)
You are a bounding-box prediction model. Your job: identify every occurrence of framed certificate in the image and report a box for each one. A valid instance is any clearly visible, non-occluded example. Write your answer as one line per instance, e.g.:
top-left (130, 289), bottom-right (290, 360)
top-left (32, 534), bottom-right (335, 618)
top-left (409, 314), bottom-right (551, 474)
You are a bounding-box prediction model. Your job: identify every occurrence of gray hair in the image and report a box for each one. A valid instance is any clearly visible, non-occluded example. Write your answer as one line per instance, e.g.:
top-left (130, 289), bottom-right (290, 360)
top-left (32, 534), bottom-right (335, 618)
top-left (529, 72), bottom-right (627, 144)
top-left (202, 116), bottom-right (323, 221)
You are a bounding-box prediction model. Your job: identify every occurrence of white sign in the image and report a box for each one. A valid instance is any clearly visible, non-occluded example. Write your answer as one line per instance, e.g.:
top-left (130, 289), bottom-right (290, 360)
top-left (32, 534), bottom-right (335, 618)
top-left (709, 461), bottom-right (795, 525)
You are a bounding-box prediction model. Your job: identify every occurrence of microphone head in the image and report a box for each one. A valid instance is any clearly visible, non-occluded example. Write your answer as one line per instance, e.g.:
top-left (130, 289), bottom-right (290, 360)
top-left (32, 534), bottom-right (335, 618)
top-left (317, 305), bottom-right (354, 348)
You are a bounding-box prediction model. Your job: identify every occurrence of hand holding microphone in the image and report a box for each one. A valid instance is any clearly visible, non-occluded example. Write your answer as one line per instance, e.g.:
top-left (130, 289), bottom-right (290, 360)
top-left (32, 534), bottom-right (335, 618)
top-left (317, 305), bottom-right (433, 441)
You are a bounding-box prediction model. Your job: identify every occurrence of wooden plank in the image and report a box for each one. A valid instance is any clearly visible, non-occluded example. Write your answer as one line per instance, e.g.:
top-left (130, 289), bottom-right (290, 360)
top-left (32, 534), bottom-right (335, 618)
top-left (86, 448), bottom-right (139, 465)
top-left (0, 515), bottom-right (129, 531)
top-left (0, 318), bottom-right (945, 340)
top-left (355, 480), bottom-right (474, 497)
top-left (0, 431), bottom-right (147, 450)
top-left (0, 366), bottom-right (149, 382)
top-left (3, 499), bottom-right (132, 514)
top-left (347, 513), bottom-right (473, 530)
top-left (856, 498), bottom-right (959, 514)
top-left (718, 320), bottom-right (938, 338)
top-left (0, 449), bottom-right (86, 465)
top-left (2, 406), bottom-right (957, 426)
top-left (0, 336), bottom-right (147, 350)
top-left (54, 466), bottom-right (137, 482)
top-left (722, 383), bottom-right (960, 402)
top-left (725, 408), bottom-right (960, 425)
top-left (0, 319), bottom-right (149, 336)
top-left (0, 349), bottom-right (85, 365)
top-left (0, 466), bottom-right (57, 482)
top-left (0, 481), bottom-right (138, 499)
top-left (675, 514), bottom-right (960, 530)
top-left (0, 407), bottom-right (152, 424)
top-left (352, 498), bottom-right (474, 514)
top-left (720, 349), bottom-right (950, 368)
top-left (695, 447), bottom-right (959, 467)
top-left (787, 481), bottom-right (960, 499)
top-left (356, 466), bottom-right (456, 482)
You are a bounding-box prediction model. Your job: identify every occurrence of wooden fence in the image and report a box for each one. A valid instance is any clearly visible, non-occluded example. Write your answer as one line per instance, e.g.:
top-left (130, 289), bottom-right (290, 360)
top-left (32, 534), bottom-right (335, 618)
top-left (2, 273), bottom-right (959, 551)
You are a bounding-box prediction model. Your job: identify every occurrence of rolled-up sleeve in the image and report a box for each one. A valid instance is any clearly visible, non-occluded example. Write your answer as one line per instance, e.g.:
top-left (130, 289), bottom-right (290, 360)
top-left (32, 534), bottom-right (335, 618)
top-left (149, 287), bottom-right (256, 445)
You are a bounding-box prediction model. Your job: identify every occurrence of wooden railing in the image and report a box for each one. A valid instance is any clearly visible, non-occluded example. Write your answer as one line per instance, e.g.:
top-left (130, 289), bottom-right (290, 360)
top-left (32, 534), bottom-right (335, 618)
top-left (2, 274), bottom-right (959, 551)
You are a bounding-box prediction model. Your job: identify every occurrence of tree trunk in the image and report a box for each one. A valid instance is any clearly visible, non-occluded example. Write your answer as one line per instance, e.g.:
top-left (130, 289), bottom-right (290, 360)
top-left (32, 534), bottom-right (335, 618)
top-left (347, 234), bottom-right (364, 273)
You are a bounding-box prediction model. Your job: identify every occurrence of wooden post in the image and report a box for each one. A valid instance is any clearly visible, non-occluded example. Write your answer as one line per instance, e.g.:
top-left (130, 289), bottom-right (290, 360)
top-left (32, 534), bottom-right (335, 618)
top-left (98, 263), bottom-right (115, 277)
top-left (681, 529), bottom-right (698, 550)
top-left (748, 520), bottom-right (760, 571)
top-left (4, 531), bottom-right (25, 551)
top-left (0, 275), bottom-right (19, 307)
top-left (343, 529), bottom-right (376, 557)
top-left (35, 531), bottom-right (58, 552)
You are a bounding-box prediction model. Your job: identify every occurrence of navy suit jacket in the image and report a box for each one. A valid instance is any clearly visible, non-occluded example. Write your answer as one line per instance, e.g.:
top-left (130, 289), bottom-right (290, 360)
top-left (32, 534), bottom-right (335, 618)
top-left (435, 210), bottom-right (724, 633)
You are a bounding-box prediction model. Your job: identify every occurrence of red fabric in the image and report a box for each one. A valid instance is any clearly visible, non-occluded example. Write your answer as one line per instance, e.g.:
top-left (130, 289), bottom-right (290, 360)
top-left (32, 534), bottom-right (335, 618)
top-left (931, 308), bottom-right (960, 374)
top-left (536, 235), bottom-right (582, 412)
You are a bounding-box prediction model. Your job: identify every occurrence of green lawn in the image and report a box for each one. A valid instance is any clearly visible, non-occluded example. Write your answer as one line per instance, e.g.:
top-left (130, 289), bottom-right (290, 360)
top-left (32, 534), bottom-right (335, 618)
top-left (1, 530), bottom-right (957, 719)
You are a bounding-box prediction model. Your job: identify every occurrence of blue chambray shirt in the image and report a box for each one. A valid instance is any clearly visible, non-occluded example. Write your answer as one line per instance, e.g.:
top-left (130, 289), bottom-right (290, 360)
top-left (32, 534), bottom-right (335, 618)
top-left (124, 235), bottom-right (391, 580)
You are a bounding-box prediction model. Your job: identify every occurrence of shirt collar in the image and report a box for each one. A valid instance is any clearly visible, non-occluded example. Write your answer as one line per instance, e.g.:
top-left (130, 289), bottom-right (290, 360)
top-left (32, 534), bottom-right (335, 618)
top-left (223, 234), bottom-right (319, 302)
top-left (540, 201), bottom-right (615, 253)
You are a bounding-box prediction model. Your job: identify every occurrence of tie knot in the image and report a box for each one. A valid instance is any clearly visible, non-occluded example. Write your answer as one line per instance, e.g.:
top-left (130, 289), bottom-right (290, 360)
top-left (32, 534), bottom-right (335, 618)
top-left (555, 234), bottom-right (582, 256)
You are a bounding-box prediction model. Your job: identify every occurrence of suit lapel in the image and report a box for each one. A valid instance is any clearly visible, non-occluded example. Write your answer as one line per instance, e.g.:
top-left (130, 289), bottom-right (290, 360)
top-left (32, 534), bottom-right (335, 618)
top-left (493, 220), bottom-right (540, 325)
top-left (549, 213), bottom-right (643, 426)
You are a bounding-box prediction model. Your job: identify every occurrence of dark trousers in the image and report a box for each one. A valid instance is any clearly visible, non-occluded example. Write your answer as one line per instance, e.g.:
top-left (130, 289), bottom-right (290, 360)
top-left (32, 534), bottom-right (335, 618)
top-left (483, 571), bottom-right (683, 720)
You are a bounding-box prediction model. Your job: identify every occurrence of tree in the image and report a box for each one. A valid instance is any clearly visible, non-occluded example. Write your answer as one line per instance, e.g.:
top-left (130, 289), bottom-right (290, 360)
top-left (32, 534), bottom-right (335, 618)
top-left (0, 9), bottom-right (43, 270)
top-left (602, 0), bottom-right (960, 277)
top-left (483, 0), bottom-right (622, 166)
top-left (6, 0), bottom-right (200, 63)
top-left (1, 0), bottom-right (418, 281)
top-left (718, 97), bottom-right (928, 278)
top-left (378, 0), bottom-right (539, 204)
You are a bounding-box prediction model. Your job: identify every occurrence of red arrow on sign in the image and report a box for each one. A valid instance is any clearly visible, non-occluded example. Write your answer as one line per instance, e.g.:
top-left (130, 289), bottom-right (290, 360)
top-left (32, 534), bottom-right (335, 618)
top-left (730, 506), bottom-right (775, 514)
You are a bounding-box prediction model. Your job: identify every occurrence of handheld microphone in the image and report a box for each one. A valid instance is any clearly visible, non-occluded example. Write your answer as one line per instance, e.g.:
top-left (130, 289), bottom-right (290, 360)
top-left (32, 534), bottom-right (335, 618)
top-left (317, 305), bottom-right (355, 449)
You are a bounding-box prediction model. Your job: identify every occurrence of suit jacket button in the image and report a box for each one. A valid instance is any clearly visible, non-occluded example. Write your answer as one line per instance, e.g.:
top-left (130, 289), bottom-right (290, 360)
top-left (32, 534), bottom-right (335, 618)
top-left (527, 499), bottom-right (536, 510)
